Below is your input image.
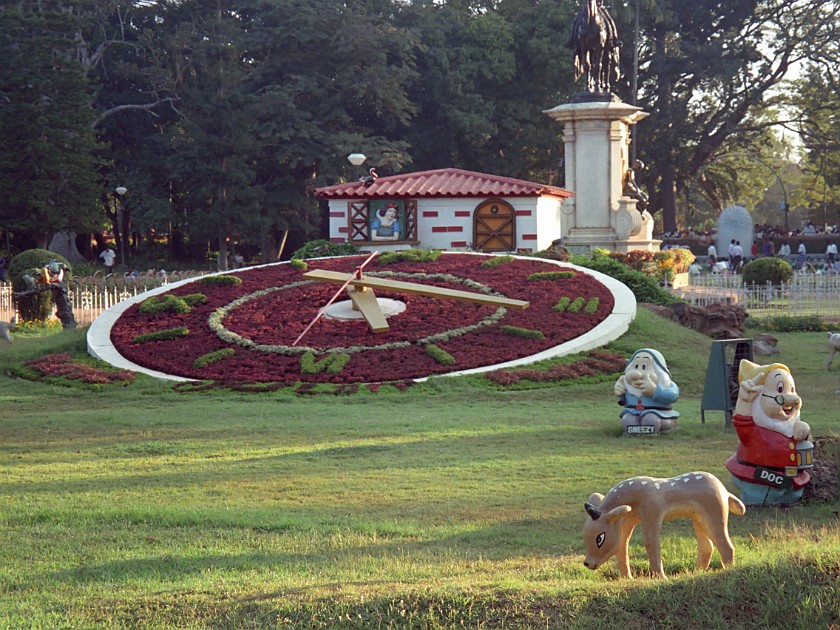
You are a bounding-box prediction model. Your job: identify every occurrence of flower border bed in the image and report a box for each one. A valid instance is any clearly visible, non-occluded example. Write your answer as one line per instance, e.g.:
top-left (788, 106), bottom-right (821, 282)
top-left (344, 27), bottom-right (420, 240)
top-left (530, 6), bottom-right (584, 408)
top-left (91, 253), bottom-right (635, 384)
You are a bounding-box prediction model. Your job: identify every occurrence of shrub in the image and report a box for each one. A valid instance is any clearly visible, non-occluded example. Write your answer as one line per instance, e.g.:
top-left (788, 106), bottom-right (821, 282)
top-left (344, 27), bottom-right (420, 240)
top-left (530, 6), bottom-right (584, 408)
top-left (480, 255), bottom-right (514, 268)
top-left (527, 270), bottom-right (576, 281)
top-left (133, 327), bottom-right (189, 343)
top-left (500, 325), bottom-right (545, 340)
top-left (527, 246), bottom-right (569, 262)
top-left (139, 293), bottom-right (206, 315)
top-left (291, 239), bottom-right (358, 260)
top-left (570, 253), bottom-right (679, 306)
top-left (584, 297), bottom-right (600, 314)
top-left (742, 257), bottom-right (793, 285)
top-left (193, 348), bottom-right (235, 368)
top-left (609, 250), bottom-right (655, 274)
top-left (378, 249), bottom-right (442, 265)
top-left (290, 258), bottom-right (308, 271)
top-left (139, 295), bottom-right (192, 315)
top-left (425, 344), bottom-right (456, 365)
top-left (748, 315), bottom-right (827, 333)
top-left (199, 275), bottom-right (242, 286)
top-left (183, 293), bottom-right (207, 307)
top-left (8, 249), bottom-right (72, 321)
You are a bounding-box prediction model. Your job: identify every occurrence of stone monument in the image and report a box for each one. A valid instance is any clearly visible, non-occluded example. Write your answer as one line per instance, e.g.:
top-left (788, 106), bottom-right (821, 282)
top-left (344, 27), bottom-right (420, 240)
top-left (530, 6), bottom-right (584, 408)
top-left (716, 205), bottom-right (754, 262)
top-left (544, 0), bottom-right (659, 254)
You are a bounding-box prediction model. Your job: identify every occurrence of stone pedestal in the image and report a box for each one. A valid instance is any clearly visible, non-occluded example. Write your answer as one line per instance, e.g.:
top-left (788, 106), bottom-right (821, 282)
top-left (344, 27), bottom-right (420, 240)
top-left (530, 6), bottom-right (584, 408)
top-left (544, 99), bottom-right (660, 254)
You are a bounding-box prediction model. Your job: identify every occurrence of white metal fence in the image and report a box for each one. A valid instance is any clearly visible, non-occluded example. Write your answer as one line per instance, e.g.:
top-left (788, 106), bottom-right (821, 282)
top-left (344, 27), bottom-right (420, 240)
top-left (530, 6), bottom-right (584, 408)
top-left (677, 273), bottom-right (840, 320)
top-left (0, 281), bottom-right (164, 326)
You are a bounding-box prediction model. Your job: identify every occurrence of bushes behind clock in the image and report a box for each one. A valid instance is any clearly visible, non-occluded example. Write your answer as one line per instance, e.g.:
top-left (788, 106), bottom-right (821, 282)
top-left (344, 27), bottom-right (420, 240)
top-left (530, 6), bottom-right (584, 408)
top-left (741, 257), bottom-right (793, 286)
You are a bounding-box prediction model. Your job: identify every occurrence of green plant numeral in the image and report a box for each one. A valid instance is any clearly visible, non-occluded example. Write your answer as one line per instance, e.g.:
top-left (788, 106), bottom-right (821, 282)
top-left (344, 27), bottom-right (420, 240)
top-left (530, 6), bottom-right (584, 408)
top-left (500, 325), bottom-right (545, 340)
top-left (425, 344), bottom-right (456, 365)
top-left (567, 297), bottom-right (586, 313)
top-left (552, 296), bottom-right (571, 312)
top-left (300, 352), bottom-right (351, 375)
top-left (133, 327), bottom-right (190, 343)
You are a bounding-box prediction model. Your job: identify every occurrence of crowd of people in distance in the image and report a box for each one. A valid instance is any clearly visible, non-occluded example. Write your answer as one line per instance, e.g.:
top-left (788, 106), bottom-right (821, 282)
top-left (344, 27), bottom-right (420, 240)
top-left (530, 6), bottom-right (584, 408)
top-left (659, 221), bottom-right (840, 244)
top-left (661, 221), bottom-right (840, 276)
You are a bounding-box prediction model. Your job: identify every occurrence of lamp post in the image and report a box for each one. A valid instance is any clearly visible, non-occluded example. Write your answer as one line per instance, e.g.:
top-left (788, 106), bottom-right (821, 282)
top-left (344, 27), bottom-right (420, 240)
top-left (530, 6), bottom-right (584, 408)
top-left (630, 0), bottom-right (640, 164)
top-left (115, 186), bottom-right (127, 266)
top-left (347, 153), bottom-right (366, 167)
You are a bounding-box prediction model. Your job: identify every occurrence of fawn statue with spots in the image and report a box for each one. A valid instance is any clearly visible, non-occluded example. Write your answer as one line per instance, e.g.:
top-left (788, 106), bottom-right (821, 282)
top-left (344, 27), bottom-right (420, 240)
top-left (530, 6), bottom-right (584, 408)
top-left (582, 471), bottom-right (745, 578)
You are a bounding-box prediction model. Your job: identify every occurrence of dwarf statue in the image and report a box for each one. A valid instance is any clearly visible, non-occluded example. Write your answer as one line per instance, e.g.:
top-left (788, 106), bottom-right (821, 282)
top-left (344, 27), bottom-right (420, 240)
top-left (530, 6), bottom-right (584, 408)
top-left (724, 360), bottom-right (814, 505)
top-left (614, 348), bottom-right (680, 434)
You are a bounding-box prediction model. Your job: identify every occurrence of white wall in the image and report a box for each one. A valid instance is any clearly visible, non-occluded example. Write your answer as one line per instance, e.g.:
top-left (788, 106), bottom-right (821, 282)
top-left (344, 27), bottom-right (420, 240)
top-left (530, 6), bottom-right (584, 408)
top-left (328, 196), bottom-right (563, 253)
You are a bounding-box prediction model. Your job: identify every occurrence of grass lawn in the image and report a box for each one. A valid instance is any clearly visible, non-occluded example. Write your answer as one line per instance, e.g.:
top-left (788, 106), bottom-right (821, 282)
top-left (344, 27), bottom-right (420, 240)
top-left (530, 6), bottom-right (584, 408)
top-left (0, 309), bottom-right (838, 629)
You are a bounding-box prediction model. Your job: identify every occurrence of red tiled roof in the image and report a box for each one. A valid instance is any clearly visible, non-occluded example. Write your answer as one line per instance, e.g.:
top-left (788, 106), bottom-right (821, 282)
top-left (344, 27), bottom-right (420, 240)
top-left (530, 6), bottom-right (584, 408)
top-left (314, 168), bottom-right (573, 200)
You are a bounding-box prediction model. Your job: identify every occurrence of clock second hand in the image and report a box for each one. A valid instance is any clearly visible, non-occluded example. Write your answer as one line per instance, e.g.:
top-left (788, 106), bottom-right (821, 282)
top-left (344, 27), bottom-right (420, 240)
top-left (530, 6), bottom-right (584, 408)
top-left (291, 251), bottom-right (379, 347)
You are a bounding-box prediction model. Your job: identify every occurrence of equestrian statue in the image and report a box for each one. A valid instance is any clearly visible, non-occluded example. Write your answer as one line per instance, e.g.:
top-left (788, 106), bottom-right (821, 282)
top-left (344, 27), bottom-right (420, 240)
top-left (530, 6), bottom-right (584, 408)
top-left (566, 0), bottom-right (622, 95)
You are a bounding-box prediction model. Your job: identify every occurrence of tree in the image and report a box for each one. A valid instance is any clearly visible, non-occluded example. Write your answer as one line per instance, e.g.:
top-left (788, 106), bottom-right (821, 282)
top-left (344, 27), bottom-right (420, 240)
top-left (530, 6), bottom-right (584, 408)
top-left (788, 66), bottom-right (840, 228)
top-left (399, 0), bottom-right (577, 181)
top-left (615, 0), bottom-right (840, 232)
top-left (88, 0), bottom-right (420, 266)
top-left (0, 6), bottom-right (106, 249)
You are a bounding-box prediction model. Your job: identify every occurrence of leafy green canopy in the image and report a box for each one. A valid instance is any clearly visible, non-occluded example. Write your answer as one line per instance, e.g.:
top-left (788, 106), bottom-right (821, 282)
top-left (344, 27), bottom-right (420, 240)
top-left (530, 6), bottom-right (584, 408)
top-left (0, 8), bottom-right (105, 247)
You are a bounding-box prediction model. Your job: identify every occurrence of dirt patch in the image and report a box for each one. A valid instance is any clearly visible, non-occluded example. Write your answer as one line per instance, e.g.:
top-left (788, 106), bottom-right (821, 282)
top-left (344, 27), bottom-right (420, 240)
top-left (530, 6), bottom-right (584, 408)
top-left (803, 435), bottom-right (840, 503)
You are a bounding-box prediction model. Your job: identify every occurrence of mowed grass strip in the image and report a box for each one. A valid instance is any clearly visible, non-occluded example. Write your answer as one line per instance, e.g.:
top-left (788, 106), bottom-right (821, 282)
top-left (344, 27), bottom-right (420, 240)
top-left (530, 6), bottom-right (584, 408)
top-left (0, 309), bottom-right (838, 628)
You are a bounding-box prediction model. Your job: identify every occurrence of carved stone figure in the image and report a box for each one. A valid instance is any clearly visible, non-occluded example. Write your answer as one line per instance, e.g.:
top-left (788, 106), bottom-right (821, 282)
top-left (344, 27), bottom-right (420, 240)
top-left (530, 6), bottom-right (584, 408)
top-left (622, 159), bottom-right (649, 212)
top-left (566, 0), bottom-right (622, 95)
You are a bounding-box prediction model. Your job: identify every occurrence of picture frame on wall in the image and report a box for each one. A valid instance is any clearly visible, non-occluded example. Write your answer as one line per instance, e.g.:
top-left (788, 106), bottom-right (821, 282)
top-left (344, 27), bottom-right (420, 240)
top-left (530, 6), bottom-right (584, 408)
top-left (369, 201), bottom-right (404, 241)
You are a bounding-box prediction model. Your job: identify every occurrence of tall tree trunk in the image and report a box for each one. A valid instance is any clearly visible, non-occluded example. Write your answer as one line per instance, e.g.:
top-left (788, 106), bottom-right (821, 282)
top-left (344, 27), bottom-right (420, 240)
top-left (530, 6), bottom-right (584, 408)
top-left (217, 232), bottom-right (229, 271)
top-left (35, 232), bottom-right (50, 250)
top-left (660, 161), bottom-right (678, 233)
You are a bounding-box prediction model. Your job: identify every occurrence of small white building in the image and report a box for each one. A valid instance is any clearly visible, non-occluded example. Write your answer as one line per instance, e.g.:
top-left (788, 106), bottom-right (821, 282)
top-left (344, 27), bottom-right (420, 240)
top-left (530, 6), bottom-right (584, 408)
top-left (315, 168), bottom-right (573, 253)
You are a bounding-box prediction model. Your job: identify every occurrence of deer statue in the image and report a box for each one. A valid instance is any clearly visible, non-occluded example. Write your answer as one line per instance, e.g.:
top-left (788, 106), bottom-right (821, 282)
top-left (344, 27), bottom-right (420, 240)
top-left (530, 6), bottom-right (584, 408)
top-left (582, 471), bottom-right (746, 578)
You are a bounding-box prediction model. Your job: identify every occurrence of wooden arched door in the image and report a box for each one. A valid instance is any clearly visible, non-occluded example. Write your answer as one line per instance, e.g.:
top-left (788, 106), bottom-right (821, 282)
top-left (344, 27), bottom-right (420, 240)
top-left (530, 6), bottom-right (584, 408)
top-left (473, 199), bottom-right (515, 252)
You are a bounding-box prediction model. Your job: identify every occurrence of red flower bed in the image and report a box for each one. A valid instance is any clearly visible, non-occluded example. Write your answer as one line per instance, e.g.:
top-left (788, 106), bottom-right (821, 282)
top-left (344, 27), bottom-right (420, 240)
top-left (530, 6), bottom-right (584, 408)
top-left (25, 353), bottom-right (136, 385)
top-left (109, 253), bottom-right (615, 384)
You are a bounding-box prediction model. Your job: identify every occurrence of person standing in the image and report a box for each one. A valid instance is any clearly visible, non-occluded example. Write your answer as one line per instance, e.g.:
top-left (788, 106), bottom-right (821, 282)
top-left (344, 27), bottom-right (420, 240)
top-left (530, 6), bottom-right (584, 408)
top-left (797, 240), bottom-right (807, 270)
top-left (99, 246), bottom-right (116, 275)
top-left (827, 241), bottom-right (837, 270)
top-left (732, 241), bottom-right (743, 273)
top-left (778, 241), bottom-right (791, 262)
top-left (762, 240), bottom-right (774, 257)
top-left (707, 243), bottom-right (717, 271)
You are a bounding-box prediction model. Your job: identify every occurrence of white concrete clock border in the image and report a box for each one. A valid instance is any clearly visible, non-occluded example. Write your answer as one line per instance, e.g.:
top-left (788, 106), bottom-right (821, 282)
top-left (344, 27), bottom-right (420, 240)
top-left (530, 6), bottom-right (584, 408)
top-left (87, 253), bottom-right (637, 383)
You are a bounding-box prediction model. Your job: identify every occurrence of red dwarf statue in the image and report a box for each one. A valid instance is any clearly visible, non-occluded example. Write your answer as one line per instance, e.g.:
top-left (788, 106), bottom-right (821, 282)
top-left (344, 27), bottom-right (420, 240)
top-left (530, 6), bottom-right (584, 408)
top-left (724, 360), bottom-right (814, 505)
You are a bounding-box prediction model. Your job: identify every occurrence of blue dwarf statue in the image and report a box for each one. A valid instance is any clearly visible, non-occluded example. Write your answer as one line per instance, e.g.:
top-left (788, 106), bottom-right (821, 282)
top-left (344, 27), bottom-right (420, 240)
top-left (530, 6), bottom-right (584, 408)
top-left (614, 348), bottom-right (680, 434)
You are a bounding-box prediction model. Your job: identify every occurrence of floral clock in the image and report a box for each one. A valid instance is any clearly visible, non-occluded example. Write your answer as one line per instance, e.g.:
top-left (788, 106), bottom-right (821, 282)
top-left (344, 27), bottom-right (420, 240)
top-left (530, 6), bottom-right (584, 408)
top-left (91, 253), bottom-right (634, 384)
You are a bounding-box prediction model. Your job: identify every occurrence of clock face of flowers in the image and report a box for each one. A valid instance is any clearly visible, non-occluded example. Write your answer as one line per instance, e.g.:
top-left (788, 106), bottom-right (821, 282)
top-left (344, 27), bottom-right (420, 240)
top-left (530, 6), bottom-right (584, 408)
top-left (108, 253), bottom-right (615, 384)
